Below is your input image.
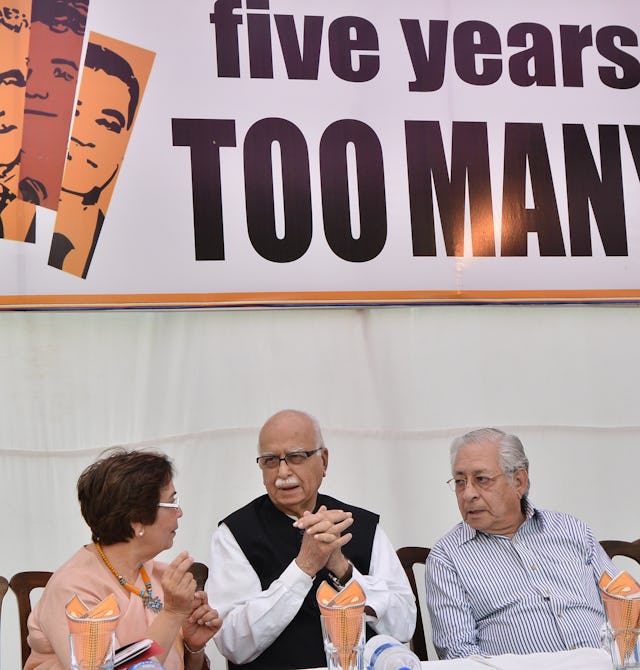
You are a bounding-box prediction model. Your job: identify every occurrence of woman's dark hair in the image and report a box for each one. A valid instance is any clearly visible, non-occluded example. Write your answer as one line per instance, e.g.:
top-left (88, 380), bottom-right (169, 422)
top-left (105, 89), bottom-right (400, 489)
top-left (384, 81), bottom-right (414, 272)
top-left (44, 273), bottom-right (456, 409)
top-left (77, 448), bottom-right (174, 545)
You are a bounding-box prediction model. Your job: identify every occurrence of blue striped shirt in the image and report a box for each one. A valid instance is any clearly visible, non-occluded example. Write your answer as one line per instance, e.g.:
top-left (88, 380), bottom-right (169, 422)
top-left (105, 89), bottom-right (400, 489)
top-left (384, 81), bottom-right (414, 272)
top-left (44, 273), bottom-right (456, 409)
top-left (425, 503), bottom-right (617, 659)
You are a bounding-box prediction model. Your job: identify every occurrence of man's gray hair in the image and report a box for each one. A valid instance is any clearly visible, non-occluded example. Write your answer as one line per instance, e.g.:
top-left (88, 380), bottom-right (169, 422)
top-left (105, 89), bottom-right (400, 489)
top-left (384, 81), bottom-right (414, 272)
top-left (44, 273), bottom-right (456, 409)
top-left (306, 412), bottom-right (326, 451)
top-left (258, 409), bottom-right (326, 451)
top-left (450, 427), bottom-right (531, 496)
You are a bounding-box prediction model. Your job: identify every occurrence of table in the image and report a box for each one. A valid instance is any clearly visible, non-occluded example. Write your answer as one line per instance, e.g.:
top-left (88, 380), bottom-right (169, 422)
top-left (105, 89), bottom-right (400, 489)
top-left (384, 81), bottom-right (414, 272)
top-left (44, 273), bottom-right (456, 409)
top-left (422, 647), bottom-right (612, 669)
top-left (310, 648), bottom-right (613, 670)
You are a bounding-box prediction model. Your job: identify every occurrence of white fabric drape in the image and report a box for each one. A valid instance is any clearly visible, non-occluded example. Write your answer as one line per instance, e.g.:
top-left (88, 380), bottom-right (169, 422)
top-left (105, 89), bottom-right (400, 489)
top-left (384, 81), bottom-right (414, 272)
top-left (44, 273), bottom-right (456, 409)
top-left (1, 304), bottom-right (639, 668)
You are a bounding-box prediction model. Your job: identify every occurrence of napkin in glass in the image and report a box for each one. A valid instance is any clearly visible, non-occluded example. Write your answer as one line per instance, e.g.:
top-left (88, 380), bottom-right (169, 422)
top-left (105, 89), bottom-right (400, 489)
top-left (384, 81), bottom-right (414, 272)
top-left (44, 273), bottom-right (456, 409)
top-left (600, 570), bottom-right (640, 661)
top-left (66, 592), bottom-right (120, 666)
top-left (317, 580), bottom-right (366, 670)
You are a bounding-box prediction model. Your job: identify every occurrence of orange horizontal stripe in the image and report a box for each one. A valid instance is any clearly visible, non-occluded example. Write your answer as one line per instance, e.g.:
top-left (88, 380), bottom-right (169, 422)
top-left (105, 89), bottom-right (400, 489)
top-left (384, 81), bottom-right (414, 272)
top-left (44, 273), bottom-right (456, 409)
top-left (1, 289), bottom-right (640, 309)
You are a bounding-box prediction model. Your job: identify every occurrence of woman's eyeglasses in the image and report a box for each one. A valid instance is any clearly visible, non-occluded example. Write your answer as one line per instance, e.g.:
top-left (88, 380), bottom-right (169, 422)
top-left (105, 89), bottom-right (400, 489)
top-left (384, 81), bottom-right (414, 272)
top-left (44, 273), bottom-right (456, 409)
top-left (157, 495), bottom-right (181, 510)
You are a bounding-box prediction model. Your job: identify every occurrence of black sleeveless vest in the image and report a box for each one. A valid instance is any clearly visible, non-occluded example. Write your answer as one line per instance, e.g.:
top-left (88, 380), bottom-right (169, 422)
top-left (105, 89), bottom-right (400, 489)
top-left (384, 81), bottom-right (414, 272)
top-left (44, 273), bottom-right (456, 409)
top-left (222, 493), bottom-right (379, 670)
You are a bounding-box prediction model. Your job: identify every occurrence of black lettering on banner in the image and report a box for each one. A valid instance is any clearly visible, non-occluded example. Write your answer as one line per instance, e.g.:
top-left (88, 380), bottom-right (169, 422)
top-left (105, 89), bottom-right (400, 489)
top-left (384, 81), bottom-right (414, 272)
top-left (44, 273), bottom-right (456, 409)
top-left (171, 118), bottom-right (237, 260)
top-left (501, 123), bottom-right (565, 257)
top-left (507, 23), bottom-right (556, 87)
top-left (627, 125), bottom-right (640, 179)
top-left (247, 0), bottom-right (273, 78)
top-left (209, 0), bottom-right (243, 78)
top-left (402, 20), bottom-right (639, 91)
top-left (328, 16), bottom-right (380, 82)
top-left (563, 124), bottom-right (628, 256)
top-left (275, 14), bottom-right (324, 79)
top-left (559, 25), bottom-right (593, 87)
top-left (319, 120), bottom-right (387, 262)
top-left (454, 21), bottom-right (502, 86)
top-left (597, 26), bottom-right (640, 89)
top-left (401, 19), bottom-right (448, 92)
top-left (244, 118), bottom-right (312, 263)
top-left (405, 120), bottom-right (495, 257)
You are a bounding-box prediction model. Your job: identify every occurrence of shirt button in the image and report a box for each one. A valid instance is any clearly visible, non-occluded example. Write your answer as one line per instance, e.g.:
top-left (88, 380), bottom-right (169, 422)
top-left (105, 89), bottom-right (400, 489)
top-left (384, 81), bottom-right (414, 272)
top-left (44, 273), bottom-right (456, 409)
top-left (531, 565), bottom-right (537, 571)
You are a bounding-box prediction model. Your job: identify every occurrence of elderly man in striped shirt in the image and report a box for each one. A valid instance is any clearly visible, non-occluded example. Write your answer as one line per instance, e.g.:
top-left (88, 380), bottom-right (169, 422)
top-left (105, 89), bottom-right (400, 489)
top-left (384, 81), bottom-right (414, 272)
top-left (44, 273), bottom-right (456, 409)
top-left (425, 427), bottom-right (616, 659)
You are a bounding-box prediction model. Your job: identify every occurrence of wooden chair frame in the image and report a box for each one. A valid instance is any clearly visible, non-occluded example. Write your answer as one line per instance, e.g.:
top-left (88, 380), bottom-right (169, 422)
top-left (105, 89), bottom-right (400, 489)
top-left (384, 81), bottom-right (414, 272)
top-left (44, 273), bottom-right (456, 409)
top-left (396, 546), bottom-right (430, 661)
top-left (600, 539), bottom-right (640, 563)
top-left (0, 575), bottom-right (8, 622)
top-left (188, 561), bottom-right (209, 592)
top-left (9, 570), bottom-right (53, 667)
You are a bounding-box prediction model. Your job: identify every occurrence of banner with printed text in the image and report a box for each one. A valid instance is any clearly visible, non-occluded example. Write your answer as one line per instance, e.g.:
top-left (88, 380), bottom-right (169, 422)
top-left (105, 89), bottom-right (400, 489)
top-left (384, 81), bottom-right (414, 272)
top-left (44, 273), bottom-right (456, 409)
top-left (0, 0), bottom-right (638, 307)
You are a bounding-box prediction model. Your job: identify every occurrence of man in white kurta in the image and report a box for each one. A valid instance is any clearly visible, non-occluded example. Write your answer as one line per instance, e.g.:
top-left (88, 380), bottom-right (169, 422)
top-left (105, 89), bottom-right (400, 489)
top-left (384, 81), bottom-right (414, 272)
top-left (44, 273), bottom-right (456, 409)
top-left (208, 410), bottom-right (416, 670)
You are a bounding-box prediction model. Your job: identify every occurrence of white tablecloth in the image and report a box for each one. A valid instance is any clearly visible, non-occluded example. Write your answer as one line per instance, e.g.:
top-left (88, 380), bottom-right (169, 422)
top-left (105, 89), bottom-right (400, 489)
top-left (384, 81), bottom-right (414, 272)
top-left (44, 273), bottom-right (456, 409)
top-left (423, 647), bottom-right (612, 670)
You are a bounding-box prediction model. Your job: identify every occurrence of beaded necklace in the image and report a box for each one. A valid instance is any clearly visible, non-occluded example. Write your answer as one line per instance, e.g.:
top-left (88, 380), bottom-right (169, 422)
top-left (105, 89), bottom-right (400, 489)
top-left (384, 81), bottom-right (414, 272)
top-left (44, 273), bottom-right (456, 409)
top-left (95, 542), bottom-right (163, 613)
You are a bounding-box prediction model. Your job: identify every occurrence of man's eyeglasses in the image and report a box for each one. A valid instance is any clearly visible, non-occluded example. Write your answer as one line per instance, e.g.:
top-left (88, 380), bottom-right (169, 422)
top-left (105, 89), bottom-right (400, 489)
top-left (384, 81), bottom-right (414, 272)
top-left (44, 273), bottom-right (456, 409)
top-left (446, 473), bottom-right (505, 493)
top-left (158, 495), bottom-right (181, 510)
top-left (256, 448), bottom-right (322, 470)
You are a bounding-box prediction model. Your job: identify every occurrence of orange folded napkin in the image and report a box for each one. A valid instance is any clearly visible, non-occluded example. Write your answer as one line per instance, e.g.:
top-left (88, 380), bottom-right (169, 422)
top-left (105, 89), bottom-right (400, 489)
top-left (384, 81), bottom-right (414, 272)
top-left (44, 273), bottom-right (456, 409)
top-left (66, 593), bottom-right (120, 667)
top-left (317, 580), bottom-right (366, 670)
top-left (600, 571), bottom-right (640, 661)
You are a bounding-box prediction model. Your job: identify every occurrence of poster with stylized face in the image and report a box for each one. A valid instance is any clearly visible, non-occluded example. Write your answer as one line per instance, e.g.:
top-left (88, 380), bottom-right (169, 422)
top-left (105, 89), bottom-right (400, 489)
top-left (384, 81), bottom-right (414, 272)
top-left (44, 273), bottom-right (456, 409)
top-left (48, 31), bottom-right (154, 278)
top-left (0, 1), bottom-right (36, 242)
top-left (20, 0), bottom-right (89, 210)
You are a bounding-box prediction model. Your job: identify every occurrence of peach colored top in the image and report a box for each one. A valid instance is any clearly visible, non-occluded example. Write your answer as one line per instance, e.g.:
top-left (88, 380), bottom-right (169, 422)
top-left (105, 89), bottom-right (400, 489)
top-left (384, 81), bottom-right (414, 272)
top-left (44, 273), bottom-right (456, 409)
top-left (25, 545), bottom-right (183, 670)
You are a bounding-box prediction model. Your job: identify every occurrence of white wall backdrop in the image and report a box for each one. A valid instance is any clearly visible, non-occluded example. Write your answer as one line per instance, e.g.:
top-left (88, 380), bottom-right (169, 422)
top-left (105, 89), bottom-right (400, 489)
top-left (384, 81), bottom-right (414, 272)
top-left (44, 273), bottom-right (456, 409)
top-left (1, 304), bottom-right (639, 668)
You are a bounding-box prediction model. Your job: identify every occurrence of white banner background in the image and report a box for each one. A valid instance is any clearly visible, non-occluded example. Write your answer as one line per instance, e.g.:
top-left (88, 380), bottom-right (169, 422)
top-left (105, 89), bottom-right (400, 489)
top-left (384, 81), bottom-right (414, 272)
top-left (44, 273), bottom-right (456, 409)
top-left (0, 0), bottom-right (638, 305)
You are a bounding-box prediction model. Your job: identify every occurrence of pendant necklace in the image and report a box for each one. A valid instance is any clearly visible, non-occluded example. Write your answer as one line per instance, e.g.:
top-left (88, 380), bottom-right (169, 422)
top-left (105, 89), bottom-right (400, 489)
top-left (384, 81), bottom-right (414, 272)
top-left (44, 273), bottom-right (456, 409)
top-left (95, 542), bottom-right (163, 613)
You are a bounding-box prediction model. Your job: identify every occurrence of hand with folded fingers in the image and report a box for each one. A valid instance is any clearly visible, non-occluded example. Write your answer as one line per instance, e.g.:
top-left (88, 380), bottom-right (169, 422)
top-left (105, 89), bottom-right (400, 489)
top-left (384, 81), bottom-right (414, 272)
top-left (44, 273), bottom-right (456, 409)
top-left (294, 505), bottom-right (354, 576)
top-left (182, 590), bottom-right (223, 652)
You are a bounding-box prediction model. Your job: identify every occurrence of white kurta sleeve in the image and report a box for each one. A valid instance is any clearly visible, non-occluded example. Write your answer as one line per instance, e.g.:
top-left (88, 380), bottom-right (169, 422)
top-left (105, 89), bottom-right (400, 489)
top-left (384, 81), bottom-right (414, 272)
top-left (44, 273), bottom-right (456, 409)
top-left (207, 523), bottom-right (314, 664)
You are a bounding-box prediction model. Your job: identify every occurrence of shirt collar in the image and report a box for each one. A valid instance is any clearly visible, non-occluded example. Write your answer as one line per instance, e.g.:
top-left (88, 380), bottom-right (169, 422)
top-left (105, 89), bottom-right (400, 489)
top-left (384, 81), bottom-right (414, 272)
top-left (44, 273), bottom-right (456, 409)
top-left (457, 498), bottom-right (539, 545)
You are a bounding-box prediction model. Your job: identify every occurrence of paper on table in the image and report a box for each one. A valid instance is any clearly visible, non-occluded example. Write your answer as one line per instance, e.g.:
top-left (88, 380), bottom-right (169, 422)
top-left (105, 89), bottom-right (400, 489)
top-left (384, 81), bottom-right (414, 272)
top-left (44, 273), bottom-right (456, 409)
top-left (114, 638), bottom-right (163, 669)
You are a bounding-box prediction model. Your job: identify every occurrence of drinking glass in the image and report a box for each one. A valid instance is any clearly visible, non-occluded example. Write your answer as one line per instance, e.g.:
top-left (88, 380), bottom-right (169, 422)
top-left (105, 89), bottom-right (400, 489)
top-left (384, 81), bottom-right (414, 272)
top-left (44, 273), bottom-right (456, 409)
top-left (320, 611), bottom-right (365, 670)
top-left (69, 630), bottom-right (115, 670)
top-left (605, 626), bottom-right (640, 669)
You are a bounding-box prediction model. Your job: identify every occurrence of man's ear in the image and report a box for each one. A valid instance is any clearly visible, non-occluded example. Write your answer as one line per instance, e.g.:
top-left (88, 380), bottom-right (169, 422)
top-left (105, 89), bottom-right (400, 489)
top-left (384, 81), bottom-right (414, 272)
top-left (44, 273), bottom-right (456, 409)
top-left (513, 468), bottom-right (528, 497)
top-left (322, 448), bottom-right (329, 475)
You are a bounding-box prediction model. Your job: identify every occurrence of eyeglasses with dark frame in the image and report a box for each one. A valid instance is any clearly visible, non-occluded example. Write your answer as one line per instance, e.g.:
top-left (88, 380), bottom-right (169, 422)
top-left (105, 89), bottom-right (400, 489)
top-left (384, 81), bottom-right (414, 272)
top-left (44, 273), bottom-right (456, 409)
top-left (256, 448), bottom-right (323, 470)
top-left (157, 495), bottom-right (181, 510)
top-left (446, 473), bottom-right (505, 493)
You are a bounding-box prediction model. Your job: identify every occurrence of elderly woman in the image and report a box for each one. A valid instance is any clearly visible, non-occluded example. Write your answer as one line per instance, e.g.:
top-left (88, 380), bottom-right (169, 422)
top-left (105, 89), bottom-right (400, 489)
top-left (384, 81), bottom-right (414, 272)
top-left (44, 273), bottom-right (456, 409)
top-left (25, 449), bottom-right (221, 669)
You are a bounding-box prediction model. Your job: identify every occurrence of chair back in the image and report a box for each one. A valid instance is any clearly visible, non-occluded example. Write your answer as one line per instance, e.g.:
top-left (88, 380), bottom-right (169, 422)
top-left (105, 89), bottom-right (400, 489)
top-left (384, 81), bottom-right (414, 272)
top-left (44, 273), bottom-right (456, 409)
top-left (0, 575), bottom-right (8, 622)
top-left (188, 561), bottom-right (209, 592)
top-left (10, 570), bottom-right (53, 667)
top-left (396, 546), bottom-right (430, 661)
top-left (600, 539), bottom-right (640, 563)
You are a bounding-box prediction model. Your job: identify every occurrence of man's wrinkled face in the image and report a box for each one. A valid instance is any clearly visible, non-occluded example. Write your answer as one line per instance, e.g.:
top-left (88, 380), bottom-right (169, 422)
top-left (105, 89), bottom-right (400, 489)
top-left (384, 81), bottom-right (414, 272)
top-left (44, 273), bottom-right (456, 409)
top-left (453, 440), bottom-right (527, 537)
top-left (258, 412), bottom-right (328, 518)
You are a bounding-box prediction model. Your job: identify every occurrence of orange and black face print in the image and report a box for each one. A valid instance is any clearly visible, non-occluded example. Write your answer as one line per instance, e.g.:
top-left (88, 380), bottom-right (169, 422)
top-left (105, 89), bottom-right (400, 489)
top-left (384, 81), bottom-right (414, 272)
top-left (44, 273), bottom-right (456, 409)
top-left (48, 31), bottom-right (154, 278)
top-left (0, 1), bottom-right (36, 242)
top-left (19, 0), bottom-right (89, 210)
